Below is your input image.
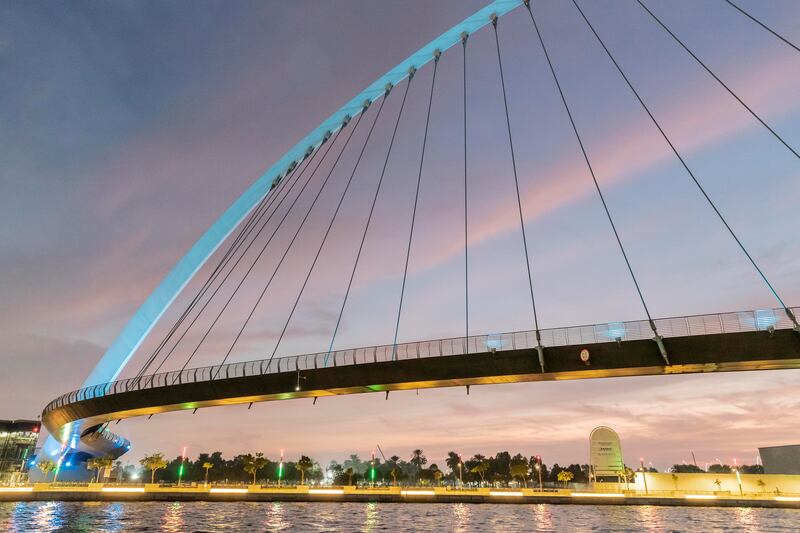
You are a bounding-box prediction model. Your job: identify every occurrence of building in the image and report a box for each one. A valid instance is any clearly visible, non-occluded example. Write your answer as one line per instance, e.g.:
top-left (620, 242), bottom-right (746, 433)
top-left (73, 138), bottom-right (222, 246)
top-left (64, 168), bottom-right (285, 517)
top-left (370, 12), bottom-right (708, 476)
top-left (0, 419), bottom-right (40, 483)
top-left (759, 445), bottom-right (800, 475)
top-left (589, 426), bottom-right (625, 482)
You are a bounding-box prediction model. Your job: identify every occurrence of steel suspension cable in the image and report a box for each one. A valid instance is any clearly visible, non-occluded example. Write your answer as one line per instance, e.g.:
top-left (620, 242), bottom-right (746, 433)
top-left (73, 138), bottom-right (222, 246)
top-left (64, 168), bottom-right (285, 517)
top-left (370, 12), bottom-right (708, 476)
top-left (147, 142), bottom-right (327, 377)
top-left (636, 0), bottom-right (800, 160)
top-left (325, 77), bottom-right (413, 364)
top-left (462, 32), bottom-right (470, 354)
top-left (164, 124), bottom-right (350, 378)
top-left (268, 91), bottom-right (391, 366)
top-left (491, 16), bottom-right (545, 368)
top-left (149, 149), bottom-right (322, 377)
top-left (208, 109), bottom-right (371, 375)
top-left (524, 1), bottom-right (669, 362)
top-left (572, 0), bottom-right (799, 330)
top-left (391, 51), bottom-right (441, 360)
top-left (723, 0), bottom-right (800, 53)
top-left (134, 158), bottom-right (304, 378)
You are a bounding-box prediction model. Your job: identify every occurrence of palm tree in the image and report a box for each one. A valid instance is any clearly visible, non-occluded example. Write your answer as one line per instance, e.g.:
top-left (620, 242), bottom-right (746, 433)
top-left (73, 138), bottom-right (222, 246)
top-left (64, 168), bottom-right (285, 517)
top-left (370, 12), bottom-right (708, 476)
top-left (390, 467), bottom-right (398, 487)
top-left (410, 450), bottom-right (427, 483)
top-left (671, 473), bottom-right (679, 491)
top-left (297, 456), bottom-right (313, 485)
top-left (757, 479), bottom-right (767, 493)
top-left (37, 460), bottom-right (56, 482)
top-left (510, 462), bottom-right (528, 487)
top-left (140, 453), bottom-right (168, 484)
top-left (202, 462), bottom-right (213, 485)
top-left (345, 467), bottom-right (354, 486)
top-left (557, 470), bottom-right (574, 487)
top-left (445, 452), bottom-right (461, 476)
top-left (714, 478), bottom-right (722, 491)
top-left (87, 456), bottom-right (114, 482)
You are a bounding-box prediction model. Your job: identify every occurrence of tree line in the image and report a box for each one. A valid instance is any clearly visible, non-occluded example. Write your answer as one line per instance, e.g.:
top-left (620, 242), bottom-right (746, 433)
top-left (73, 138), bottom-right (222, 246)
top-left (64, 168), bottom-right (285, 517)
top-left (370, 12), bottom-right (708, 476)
top-left (127, 449), bottom-right (606, 487)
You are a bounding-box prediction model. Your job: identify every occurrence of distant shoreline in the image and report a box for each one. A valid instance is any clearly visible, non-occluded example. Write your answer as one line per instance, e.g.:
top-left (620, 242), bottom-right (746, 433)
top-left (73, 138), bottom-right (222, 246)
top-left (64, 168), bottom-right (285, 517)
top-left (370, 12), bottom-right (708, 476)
top-left (2, 485), bottom-right (799, 509)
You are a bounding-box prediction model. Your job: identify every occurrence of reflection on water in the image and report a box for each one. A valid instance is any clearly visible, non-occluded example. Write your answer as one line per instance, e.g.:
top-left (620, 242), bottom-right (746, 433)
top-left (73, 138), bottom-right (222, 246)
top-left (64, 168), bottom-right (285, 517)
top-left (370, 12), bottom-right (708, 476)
top-left (264, 501), bottom-right (290, 531)
top-left (162, 501), bottom-right (185, 533)
top-left (533, 503), bottom-right (554, 531)
top-left (364, 501), bottom-right (379, 532)
top-left (1, 501), bottom-right (799, 532)
top-left (452, 502), bottom-right (472, 533)
top-left (635, 505), bottom-right (663, 532)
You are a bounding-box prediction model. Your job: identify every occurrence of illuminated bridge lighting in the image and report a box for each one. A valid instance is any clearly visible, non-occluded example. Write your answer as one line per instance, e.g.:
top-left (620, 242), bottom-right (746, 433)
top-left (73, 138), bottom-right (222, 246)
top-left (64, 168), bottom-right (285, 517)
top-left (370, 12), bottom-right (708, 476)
top-left (209, 488), bottom-right (248, 494)
top-left (571, 492), bottom-right (625, 498)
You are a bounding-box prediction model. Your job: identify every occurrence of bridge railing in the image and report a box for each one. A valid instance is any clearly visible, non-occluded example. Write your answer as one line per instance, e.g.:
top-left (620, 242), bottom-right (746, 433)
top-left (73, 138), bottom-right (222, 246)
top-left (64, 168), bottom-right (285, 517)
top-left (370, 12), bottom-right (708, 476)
top-left (43, 307), bottom-right (798, 413)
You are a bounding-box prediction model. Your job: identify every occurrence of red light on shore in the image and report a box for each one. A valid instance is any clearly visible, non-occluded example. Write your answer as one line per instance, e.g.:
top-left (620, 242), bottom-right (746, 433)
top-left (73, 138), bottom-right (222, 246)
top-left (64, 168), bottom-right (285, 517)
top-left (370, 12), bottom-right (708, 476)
top-left (32, 426), bottom-right (39, 433)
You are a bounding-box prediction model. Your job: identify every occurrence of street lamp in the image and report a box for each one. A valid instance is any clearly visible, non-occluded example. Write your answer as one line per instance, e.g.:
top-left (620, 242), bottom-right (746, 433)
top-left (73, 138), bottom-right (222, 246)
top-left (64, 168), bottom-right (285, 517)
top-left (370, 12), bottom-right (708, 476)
top-left (535, 455), bottom-right (543, 491)
top-left (733, 458), bottom-right (743, 497)
top-left (178, 446), bottom-right (187, 486)
top-left (640, 457), bottom-right (648, 495)
top-left (278, 449), bottom-right (284, 487)
top-left (371, 451), bottom-right (376, 487)
top-left (458, 454), bottom-right (463, 488)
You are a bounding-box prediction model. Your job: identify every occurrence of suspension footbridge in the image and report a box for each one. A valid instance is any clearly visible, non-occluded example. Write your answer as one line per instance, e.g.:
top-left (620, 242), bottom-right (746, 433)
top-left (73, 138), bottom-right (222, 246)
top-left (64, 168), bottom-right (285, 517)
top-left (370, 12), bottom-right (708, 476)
top-left (40, 0), bottom-right (800, 460)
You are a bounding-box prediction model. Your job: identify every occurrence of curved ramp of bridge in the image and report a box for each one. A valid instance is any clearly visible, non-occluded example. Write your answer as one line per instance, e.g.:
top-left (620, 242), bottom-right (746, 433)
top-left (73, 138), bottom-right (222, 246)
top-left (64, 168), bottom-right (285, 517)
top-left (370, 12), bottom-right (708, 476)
top-left (43, 308), bottom-right (800, 451)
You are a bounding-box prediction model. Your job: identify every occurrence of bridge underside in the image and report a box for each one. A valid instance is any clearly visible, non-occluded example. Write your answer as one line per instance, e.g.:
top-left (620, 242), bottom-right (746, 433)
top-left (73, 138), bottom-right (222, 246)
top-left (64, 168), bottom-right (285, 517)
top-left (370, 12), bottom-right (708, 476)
top-left (44, 329), bottom-right (800, 446)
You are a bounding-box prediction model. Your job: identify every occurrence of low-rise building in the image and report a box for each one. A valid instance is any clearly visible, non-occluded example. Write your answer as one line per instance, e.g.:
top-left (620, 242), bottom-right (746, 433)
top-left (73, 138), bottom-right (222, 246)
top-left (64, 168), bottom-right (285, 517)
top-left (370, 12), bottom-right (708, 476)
top-left (759, 445), bottom-right (800, 475)
top-left (0, 419), bottom-right (41, 483)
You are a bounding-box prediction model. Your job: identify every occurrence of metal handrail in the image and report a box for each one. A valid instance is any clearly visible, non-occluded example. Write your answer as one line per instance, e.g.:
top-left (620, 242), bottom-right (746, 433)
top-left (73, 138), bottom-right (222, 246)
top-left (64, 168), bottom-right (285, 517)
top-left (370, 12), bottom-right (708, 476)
top-left (43, 307), bottom-right (797, 413)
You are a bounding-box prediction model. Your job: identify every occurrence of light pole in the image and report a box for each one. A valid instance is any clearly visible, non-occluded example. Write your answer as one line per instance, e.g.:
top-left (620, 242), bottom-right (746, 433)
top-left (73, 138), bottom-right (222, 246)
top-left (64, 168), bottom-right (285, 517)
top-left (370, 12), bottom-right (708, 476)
top-left (640, 457), bottom-right (648, 495)
top-left (733, 458), bottom-right (743, 497)
top-left (371, 451), bottom-right (376, 488)
top-left (278, 449), bottom-right (284, 487)
top-left (178, 446), bottom-right (187, 486)
top-left (535, 455), bottom-right (543, 491)
top-left (458, 454), bottom-right (463, 488)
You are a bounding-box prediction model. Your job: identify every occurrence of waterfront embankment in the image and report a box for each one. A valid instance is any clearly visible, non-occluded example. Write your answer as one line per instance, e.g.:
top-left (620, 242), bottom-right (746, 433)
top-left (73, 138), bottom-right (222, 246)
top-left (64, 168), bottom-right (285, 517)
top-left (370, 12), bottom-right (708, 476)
top-left (1, 484), bottom-right (799, 509)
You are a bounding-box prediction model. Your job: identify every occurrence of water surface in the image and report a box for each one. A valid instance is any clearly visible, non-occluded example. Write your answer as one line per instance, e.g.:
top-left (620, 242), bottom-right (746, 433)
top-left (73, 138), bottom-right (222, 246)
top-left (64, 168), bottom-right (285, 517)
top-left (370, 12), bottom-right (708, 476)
top-left (1, 501), bottom-right (798, 532)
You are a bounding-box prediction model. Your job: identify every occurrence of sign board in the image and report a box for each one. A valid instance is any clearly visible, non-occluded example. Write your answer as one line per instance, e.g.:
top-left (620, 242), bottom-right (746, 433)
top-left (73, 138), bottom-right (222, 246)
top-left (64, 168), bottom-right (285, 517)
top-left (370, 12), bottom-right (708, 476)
top-left (589, 426), bottom-right (625, 477)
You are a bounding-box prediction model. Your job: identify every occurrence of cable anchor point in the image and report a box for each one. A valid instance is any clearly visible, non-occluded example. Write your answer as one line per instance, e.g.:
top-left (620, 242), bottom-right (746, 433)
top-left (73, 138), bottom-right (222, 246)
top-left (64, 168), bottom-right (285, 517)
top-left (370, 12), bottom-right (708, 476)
top-left (653, 334), bottom-right (670, 365)
top-left (460, 31), bottom-right (469, 47)
top-left (407, 66), bottom-right (417, 79)
top-left (535, 330), bottom-right (546, 372)
top-left (490, 13), bottom-right (498, 27)
top-left (784, 307), bottom-right (800, 334)
top-left (433, 48), bottom-right (441, 62)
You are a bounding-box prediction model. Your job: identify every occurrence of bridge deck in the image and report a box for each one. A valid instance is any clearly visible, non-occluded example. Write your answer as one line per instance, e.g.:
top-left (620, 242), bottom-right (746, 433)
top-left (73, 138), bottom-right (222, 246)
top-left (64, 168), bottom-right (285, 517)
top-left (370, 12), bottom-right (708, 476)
top-left (43, 319), bottom-right (800, 449)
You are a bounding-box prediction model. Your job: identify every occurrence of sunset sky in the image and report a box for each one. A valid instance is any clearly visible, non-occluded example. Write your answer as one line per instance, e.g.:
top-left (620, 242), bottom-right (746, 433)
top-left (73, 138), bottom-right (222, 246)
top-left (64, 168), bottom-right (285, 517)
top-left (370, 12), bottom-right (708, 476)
top-left (2, 0), bottom-right (799, 471)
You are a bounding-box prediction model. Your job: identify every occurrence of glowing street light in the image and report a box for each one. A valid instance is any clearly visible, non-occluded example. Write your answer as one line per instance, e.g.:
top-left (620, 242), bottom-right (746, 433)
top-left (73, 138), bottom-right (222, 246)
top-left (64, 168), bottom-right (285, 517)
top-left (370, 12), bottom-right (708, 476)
top-left (535, 455), bottom-right (543, 491)
top-left (733, 458), bottom-right (743, 497)
top-left (371, 451), bottom-right (376, 487)
top-left (178, 446), bottom-right (187, 486)
top-left (458, 454), bottom-right (463, 488)
top-left (278, 449), bottom-right (284, 487)
top-left (640, 457), bottom-right (648, 495)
